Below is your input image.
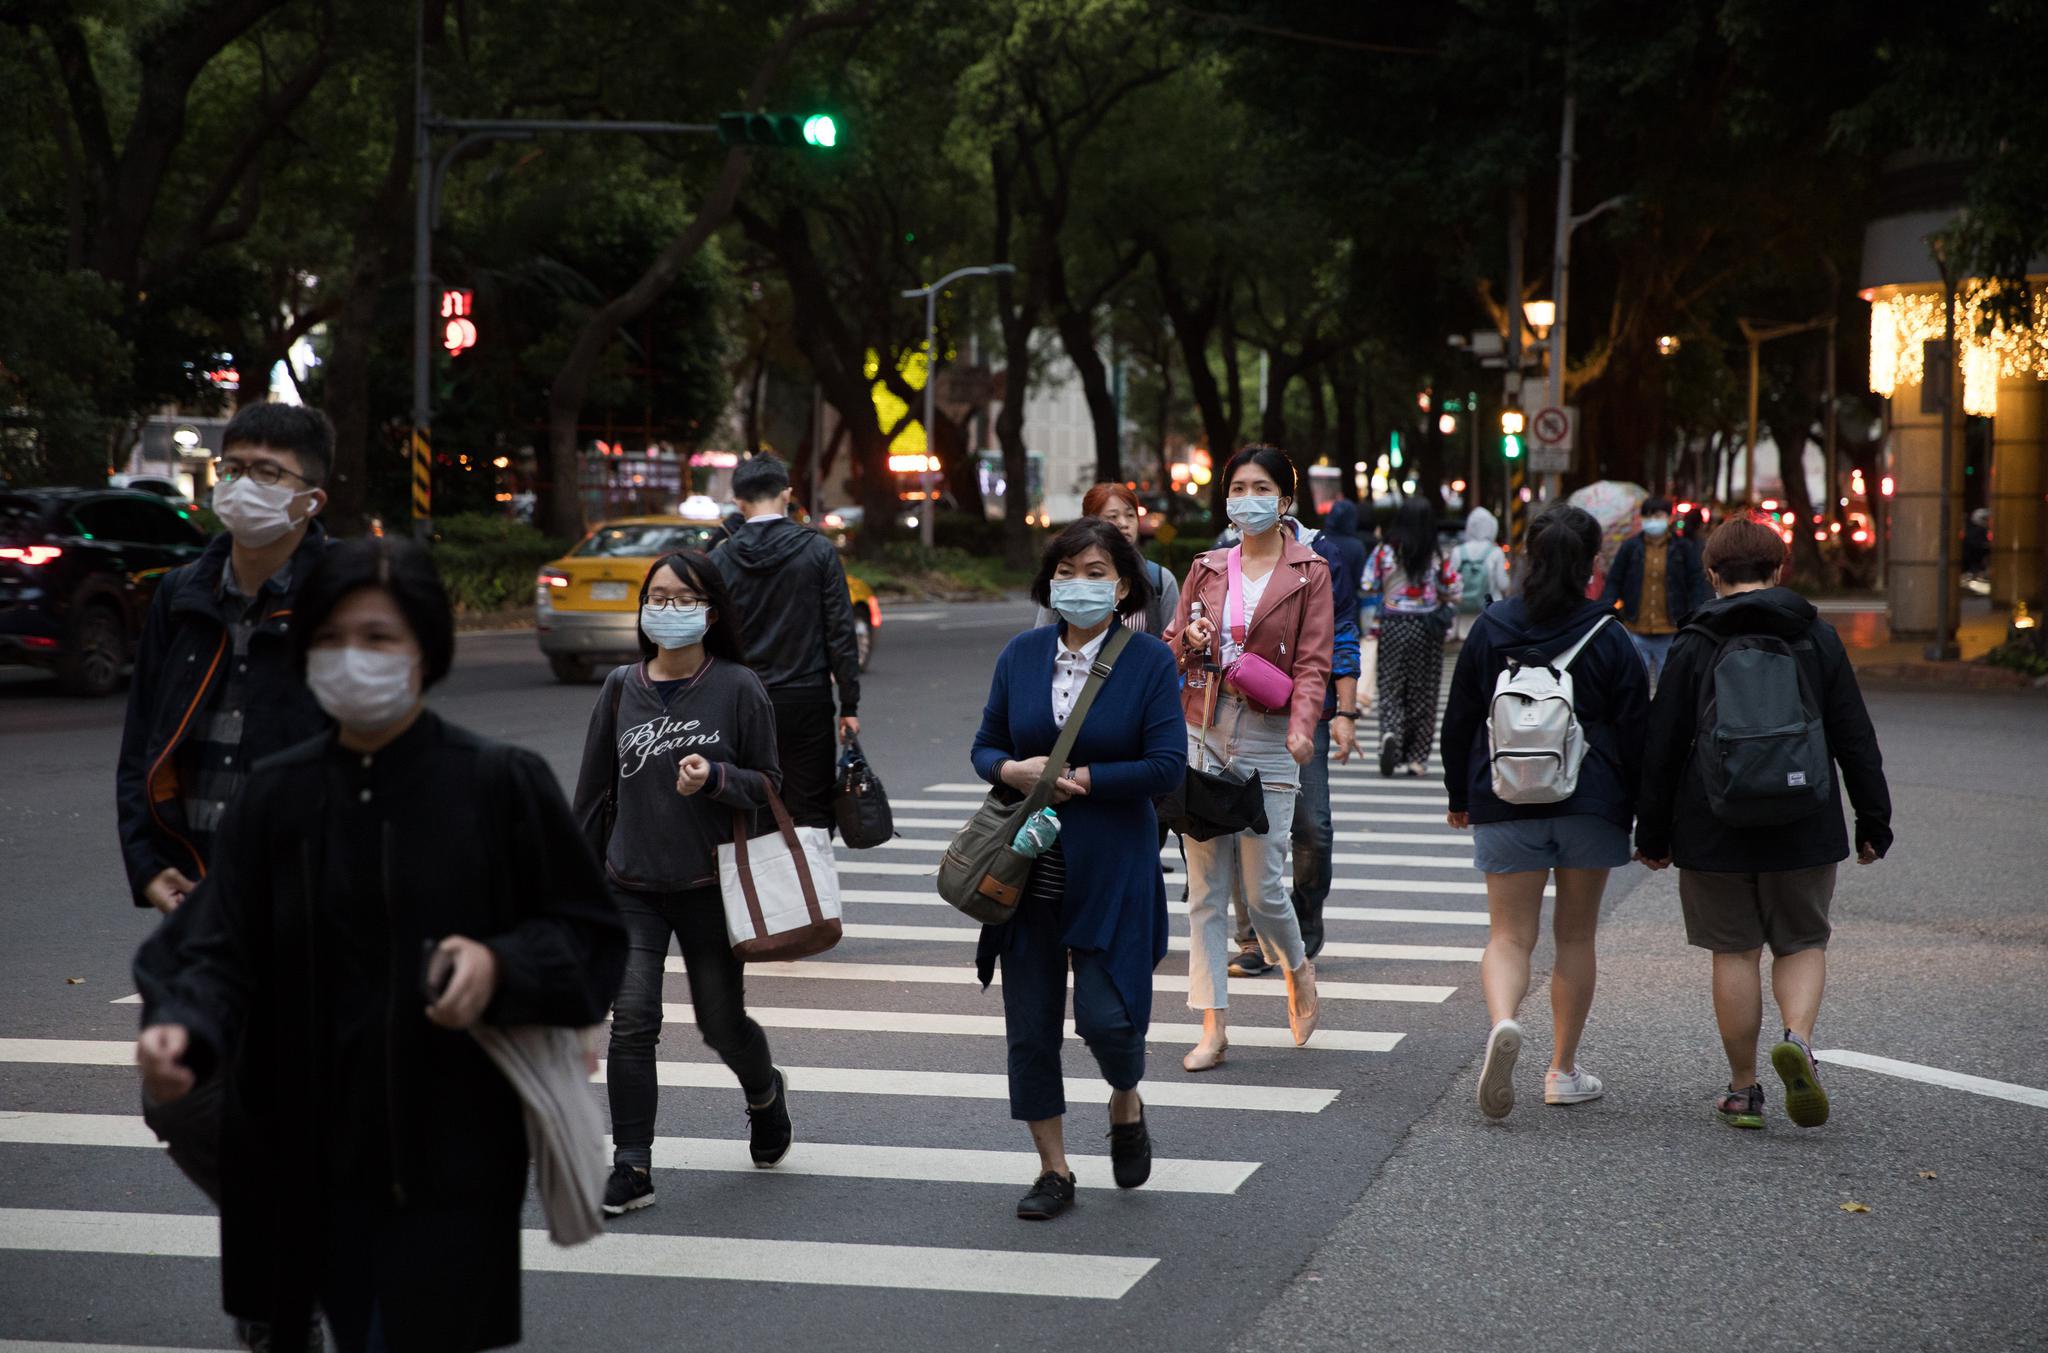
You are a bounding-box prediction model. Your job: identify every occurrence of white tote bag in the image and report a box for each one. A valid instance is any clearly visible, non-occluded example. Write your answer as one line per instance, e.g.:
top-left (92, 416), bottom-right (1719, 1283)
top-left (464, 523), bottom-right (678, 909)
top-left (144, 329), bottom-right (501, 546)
top-left (718, 786), bottom-right (843, 961)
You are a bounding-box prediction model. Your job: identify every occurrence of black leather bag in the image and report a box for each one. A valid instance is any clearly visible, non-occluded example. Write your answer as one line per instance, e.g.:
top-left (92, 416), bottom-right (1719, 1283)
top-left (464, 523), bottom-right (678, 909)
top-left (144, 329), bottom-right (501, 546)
top-left (1159, 667), bottom-right (1269, 841)
top-left (833, 737), bottom-right (895, 849)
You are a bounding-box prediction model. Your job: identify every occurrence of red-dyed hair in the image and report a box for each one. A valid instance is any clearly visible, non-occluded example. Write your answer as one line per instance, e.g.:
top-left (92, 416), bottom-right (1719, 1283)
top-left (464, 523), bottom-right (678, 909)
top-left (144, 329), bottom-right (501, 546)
top-left (1081, 482), bottom-right (1141, 518)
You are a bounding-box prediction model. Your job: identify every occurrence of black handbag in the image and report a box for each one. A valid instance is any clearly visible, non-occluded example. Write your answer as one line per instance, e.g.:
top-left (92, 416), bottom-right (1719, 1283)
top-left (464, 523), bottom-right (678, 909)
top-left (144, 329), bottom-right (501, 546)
top-left (1159, 666), bottom-right (1270, 841)
top-left (833, 736), bottom-right (895, 849)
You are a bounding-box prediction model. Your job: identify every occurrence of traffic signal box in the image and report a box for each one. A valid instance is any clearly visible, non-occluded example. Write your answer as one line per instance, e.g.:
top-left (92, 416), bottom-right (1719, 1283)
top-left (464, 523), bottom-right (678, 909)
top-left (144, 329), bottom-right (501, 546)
top-left (717, 112), bottom-right (839, 149)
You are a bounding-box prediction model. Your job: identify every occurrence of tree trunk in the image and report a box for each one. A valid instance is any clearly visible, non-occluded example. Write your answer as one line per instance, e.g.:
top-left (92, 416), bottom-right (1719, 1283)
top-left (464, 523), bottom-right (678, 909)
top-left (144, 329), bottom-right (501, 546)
top-left (319, 282), bottom-right (380, 536)
top-left (1052, 305), bottom-right (1121, 485)
top-left (1259, 354), bottom-right (1290, 446)
top-left (935, 407), bottom-right (987, 518)
top-left (995, 307), bottom-right (1036, 568)
top-left (1331, 361), bottom-right (1359, 501)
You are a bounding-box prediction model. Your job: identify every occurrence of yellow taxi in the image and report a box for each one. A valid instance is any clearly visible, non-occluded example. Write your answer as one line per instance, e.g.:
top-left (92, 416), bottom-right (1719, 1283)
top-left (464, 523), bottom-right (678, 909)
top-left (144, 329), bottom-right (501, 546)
top-left (536, 513), bottom-right (880, 683)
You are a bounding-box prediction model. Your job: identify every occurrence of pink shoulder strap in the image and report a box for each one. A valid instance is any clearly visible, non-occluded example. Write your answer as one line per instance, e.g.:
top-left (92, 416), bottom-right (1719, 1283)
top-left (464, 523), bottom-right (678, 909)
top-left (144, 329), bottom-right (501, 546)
top-left (1226, 545), bottom-right (1247, 643)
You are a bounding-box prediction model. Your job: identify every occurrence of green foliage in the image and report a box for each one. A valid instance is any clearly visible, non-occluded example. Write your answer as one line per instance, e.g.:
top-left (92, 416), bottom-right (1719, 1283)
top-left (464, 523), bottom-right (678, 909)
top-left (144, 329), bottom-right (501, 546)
top-left (1981, 637), bottom-right (2048, 678)
top-left (429, 513), bottom-right (569, 613)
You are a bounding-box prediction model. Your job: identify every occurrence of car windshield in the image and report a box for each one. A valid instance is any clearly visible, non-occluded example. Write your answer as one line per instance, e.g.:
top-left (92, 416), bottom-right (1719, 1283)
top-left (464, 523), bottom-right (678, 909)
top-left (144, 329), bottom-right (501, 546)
top-left (572, 523), bottom-right (721, 558)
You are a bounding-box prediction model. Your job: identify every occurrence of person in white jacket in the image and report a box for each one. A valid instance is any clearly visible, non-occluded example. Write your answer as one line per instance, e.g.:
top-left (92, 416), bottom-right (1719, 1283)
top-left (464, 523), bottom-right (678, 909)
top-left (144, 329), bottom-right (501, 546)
top-left (1449, 507), bottom-right (1513, 642)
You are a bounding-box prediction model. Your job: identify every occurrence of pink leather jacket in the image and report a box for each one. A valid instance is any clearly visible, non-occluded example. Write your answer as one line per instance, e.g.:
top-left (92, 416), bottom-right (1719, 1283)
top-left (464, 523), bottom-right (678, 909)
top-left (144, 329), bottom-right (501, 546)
top-left (1161, 534), bottom-right (1333, 741)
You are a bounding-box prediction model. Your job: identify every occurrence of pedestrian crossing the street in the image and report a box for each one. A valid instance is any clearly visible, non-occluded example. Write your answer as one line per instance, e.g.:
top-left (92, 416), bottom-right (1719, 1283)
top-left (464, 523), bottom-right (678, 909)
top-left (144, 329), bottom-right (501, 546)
top-left (0, 654), bottom-right (1488, 1343)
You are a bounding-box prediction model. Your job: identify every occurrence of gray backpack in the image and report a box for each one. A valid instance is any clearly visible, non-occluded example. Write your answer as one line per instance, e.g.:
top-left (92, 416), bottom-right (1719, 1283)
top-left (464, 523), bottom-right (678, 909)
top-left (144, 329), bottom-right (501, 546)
top-left (1685, 626), bottom-right (1832, 825)
top-left (1486, 616), bottom-right (1611, 804)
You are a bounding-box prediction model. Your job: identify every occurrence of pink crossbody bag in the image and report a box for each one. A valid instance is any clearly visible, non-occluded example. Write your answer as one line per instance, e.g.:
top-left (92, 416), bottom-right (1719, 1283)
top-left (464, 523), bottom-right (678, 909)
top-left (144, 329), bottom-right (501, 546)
top-left (1223, 546), bottom-right (1296, 710)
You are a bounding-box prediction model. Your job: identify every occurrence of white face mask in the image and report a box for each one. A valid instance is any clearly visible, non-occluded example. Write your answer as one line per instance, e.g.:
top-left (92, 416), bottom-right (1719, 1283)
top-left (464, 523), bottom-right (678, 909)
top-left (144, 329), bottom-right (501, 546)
top-left (306, 647), bottom-right (419, 731)
top-left (213, 476), bottom-right (314, 548)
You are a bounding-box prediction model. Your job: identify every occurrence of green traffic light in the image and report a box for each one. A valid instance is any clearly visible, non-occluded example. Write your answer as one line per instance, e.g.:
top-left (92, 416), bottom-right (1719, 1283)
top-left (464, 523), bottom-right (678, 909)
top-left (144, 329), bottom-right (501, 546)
top-left (802, 114), bottom-right (838, 148)
top-left (1503, 434), bottom-right (1523, 460)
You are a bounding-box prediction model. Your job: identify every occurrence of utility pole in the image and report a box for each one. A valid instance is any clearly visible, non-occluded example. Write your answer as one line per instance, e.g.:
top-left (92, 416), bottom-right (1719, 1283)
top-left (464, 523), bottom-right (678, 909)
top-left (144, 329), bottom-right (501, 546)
top-left (901, 264), bottom-right (1015, 548)
top-left (410, 5), bottom-right (432, 538)
top-left (1542, 96), bottom-right (1626, 505)
top-left (1505, 188), bottom-right (1525, 537)
top-left (1929, 243), bottom-right (1961, 662)
top-left (1738, 314), bottom-right (1833, 508)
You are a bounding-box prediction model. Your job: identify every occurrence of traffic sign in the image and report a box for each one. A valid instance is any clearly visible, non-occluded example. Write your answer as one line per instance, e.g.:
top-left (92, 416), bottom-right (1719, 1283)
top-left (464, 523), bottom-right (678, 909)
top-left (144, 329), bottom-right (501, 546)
top-left (1527, 443), bottom-right (1572, 474)
top-left (1532, 405), bottom-right (1575, 450)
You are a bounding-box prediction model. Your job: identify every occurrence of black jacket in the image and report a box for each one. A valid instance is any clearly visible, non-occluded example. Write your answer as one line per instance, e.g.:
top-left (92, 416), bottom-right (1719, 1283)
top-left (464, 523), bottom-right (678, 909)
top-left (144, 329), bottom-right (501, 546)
top-left (114, 526), bottom-right (331, 905)
top-left (710, 517), bottom-right (861, 714)
top-left (1601, 531), bottom-right (1709, 629)
top-left (1633, 587), bottom-right (1893, 871)
top-left (136, 713), bottom-right (625, 1351)
top-left (1440, 597), bottom-right (1652, 829)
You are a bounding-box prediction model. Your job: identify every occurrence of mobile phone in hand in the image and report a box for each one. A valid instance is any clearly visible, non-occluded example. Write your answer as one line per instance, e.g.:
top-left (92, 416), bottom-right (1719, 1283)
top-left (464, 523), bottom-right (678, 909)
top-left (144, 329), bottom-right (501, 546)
top-left (419, 938), bottom-right (453, 1003)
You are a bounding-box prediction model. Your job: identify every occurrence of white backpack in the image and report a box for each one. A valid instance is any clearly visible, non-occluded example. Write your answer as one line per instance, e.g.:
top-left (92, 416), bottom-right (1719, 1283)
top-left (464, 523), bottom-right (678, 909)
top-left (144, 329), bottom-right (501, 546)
top-left (1486, 616), bottom-right (1612, 804)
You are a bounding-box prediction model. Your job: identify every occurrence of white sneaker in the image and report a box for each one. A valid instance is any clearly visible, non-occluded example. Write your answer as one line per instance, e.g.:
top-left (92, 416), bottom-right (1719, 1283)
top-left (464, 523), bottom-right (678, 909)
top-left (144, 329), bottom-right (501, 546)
top-left (1544, 1066), bottom-right (1605, 1105)
top-left (1478, 1019), bottom-right (1522, 1119)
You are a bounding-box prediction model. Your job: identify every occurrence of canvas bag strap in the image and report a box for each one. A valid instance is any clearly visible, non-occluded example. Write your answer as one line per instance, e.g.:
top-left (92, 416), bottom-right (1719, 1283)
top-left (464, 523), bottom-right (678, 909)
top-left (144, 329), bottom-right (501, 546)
top-left (1226, 545), bottom-right (1248, 644)
top-left (1552, 614), bottom-right (1612, 671)
top-left (1023, 624), bottom-right (1136, 816)
top-left (731, 782), bottom-right (823, 938)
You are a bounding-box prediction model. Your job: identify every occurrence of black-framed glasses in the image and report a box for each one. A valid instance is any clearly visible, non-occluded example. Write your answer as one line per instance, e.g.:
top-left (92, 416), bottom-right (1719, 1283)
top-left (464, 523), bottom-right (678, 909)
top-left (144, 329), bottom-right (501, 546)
top-left (216, 458), bottom-right (314, 488)
top-left (644, 597), bottom-right (707, 612)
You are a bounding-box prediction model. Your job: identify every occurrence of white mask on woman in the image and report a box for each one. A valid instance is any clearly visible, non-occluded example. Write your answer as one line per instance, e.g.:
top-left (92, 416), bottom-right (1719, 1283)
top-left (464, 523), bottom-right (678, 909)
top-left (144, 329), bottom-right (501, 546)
top-left (306, 647), bottom-right (419, 730)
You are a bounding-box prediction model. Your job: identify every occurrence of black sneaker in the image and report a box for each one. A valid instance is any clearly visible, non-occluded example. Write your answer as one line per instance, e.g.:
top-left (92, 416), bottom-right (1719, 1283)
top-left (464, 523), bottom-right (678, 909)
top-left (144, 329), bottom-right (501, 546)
top-left (1379, 732), bottom-right (1397, 778)
top-left (747, 1068), bottom-right (793, 1167)
top-left (602, 1163), bottom-right (655, 1215)
top-left (1016, 1169), bottom-right (1077, 1220)
top-left (1228, 946), bottom-right (1273, 978)
top-left (1108, 1103), bottom-right (1152, 1189)
top-left (238, 1319), bottom-right (325, 1352)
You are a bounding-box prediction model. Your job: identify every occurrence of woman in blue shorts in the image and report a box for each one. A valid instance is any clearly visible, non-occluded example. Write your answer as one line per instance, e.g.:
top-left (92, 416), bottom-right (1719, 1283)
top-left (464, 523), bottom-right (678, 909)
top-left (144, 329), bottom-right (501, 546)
top-left (1438, 505), bottom-right (1649, 1120)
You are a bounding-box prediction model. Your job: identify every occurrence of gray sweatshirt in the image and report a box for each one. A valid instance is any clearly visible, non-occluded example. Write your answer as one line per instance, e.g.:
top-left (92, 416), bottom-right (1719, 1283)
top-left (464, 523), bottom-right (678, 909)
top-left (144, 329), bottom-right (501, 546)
top-left (571, 658), bottom-right (783, 892)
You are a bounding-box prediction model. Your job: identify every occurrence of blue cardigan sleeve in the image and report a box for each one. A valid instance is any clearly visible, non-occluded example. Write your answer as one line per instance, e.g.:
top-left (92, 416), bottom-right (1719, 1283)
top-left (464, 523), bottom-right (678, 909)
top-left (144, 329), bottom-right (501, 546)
top-left (970, 639), bottom-right (1018, 786)
top-left (1079, 643), bottom-right (1187, 802)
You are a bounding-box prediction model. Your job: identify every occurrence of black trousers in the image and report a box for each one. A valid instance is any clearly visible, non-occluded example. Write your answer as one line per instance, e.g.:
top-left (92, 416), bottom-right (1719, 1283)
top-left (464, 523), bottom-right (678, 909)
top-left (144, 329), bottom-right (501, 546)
top-left (606, 883), bottom-right (775, 1168)
top-left (769, 691), bottom-right (839, 831)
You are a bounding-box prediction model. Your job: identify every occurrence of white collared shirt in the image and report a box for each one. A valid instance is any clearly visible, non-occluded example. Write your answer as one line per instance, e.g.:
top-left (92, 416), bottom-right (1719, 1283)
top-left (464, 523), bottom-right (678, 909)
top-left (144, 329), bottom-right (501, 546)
top-left (745, 512), bottom-right (784, 524)
top-left (1050, 625), bottom-right (1111, 729)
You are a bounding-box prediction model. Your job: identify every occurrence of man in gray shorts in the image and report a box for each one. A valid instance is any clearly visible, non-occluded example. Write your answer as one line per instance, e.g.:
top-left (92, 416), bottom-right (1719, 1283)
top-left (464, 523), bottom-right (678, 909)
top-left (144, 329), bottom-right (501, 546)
top-left (1634, 516), bottom-right (1891, 1133)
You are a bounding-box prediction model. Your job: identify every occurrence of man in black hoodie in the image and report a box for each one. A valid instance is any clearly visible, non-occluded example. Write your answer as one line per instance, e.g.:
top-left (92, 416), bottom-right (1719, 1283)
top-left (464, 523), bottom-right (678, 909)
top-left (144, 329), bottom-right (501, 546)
top-left (1634, 516), bottom-right (1892, 1133)
top-left (710, 455), bottom-right (862, 831)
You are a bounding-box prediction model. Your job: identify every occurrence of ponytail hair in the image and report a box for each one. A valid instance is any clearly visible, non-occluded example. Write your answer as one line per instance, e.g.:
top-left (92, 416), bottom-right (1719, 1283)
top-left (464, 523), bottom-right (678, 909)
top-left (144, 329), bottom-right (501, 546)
top-left (1518, 505), bottom-right (1601, 625)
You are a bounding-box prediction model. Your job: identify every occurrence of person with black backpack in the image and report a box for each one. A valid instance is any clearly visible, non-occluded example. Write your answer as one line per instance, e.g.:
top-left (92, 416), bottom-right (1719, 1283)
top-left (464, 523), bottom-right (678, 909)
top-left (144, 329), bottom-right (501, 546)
top-left (1440, 505), bottom-right (1650, 1120)
top-left (1634, 515), bottom-right (1892, 1132)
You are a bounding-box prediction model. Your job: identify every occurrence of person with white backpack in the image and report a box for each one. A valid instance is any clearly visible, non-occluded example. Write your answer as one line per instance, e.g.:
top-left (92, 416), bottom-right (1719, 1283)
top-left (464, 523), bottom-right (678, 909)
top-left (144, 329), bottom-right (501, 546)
top-left (1449, 506), bottom-right (1512, 643)
top-left (1439, 505), bottom-right (1650, 1120)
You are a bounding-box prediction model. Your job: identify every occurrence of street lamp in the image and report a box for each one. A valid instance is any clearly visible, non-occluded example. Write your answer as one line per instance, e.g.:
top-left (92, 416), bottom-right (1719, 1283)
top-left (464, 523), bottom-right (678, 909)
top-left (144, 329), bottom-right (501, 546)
top-left (900, 263), bottom-right (1017, 548)
top-left (1521, 300), bottom-right (1555, 338)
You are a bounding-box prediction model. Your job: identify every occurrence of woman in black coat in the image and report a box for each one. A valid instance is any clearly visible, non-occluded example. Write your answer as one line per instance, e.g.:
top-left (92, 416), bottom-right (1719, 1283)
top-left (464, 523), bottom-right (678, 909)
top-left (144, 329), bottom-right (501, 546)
top-left (134, 538), bottom-right (626, 1353)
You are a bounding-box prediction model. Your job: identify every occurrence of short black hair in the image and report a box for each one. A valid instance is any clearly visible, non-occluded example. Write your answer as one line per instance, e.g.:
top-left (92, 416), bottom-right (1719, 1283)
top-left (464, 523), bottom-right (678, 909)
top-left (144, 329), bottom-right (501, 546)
top-left (1641, 495), bottom-right (1673, 517)
top-left (221, 403), bottom-right (334, 486)
top-left (1030, 518), bottom-right (1151, 619)
top-left (293, 537), bottom-right (456, 688)
top-left (1222, 444), bottom-right (1296, 501)
top-left (731, 454), bottom-right (791, 505)
top-left (637, 550), bottom-right (748, 663)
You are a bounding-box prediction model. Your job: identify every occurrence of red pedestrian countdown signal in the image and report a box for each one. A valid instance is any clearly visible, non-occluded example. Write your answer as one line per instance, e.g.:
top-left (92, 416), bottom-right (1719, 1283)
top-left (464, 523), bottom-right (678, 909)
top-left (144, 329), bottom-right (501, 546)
top-left (442, 289), bottom-right (476, 356)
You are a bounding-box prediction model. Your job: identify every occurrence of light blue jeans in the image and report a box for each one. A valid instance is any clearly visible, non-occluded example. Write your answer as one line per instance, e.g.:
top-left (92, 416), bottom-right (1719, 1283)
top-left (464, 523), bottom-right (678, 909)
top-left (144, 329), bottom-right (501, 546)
top-left (1184, 697), bottom-right (1306, 1010)
top-left (1632, 631), bottom-right (1675, 689)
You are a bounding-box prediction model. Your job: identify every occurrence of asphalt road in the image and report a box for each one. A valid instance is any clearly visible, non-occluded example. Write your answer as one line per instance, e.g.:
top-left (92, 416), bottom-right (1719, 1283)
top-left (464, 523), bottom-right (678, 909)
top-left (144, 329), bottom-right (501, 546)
top-left (0, 604), bottom-right (2040, 1352)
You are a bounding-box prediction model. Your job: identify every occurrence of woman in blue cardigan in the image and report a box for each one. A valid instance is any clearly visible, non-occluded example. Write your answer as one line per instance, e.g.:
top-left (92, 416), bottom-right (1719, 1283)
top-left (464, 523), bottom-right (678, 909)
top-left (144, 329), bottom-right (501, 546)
top-left (971, 519), bottom-right (1187, 1221)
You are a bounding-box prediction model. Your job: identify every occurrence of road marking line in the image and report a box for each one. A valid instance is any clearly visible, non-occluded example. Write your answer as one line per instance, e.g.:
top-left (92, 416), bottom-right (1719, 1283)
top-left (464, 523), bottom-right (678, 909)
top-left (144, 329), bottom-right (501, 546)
top-left (655, 1002), bottom-right (1404, 1052)
top-left (619, 1062), bottom-right (1338, 1113)
top-left (0, 1039), bottom-right (132, 1065)
top-left (1814, 1050), bottom-right (2048, 1110)
top-left (0, 1207), bottom-right (1156, 1300)
top-left (833, 922), bottom-right (1478, 962)
top-left (841, 890), bottom-right (1490, 926)
top-left (0, 1112), bottom-right (1259, 1195)
top-left (0, 1343), bottom-right (233, 1352)
top-left (847, 839), bottom-right (1477, 863)
top-left (662, 956), bottom-right (1454, 1004)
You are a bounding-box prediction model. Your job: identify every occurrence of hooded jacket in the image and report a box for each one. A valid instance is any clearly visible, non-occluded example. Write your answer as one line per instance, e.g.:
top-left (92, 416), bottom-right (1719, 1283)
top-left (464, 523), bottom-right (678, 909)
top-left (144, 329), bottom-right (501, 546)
top-left (1634, 586), bottom-right (1892, 871)
top-left (1452, 508), bottom-right (1512, 604)
top-left (115, 525), bottom-right (331, 905)
top-left (1440, 596), bottom-right (1651, 828)
top-left (709, 517), bottom-right (861, 715)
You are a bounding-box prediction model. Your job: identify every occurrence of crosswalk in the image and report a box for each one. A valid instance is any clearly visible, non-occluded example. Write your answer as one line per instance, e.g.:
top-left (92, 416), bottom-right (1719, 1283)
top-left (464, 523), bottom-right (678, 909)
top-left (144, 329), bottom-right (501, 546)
top-left (0, 653), bottom-right (1482, 1343)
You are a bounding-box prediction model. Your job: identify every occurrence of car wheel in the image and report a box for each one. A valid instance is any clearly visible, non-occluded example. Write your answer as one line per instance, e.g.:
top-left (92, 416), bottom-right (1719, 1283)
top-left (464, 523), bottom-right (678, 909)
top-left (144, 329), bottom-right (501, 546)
top-left (854, 612), bottom-right (873, 671)
top-left (59, 603), bottom-right (128, 697)
top-left (548, 654), bottom-right (594, 684)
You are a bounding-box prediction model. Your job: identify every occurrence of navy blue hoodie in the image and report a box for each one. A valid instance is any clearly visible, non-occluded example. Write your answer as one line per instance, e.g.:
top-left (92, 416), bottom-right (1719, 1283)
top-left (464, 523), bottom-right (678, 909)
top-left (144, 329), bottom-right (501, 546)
top-left (1440, 597), bottom-right (1651, 829)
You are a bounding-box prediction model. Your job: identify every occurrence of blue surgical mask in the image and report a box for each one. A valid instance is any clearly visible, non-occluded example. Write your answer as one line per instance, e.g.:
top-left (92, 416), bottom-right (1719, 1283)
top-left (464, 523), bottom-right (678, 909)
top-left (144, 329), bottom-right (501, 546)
top-left (641, 603), bottom-right (709, 650)
top-left (1049, 577), bottom-right (1121, 628)
top-left (1227, 495), bottom-right (1281, 536)
top-left (1642, 516), bottom-right (1670, 538)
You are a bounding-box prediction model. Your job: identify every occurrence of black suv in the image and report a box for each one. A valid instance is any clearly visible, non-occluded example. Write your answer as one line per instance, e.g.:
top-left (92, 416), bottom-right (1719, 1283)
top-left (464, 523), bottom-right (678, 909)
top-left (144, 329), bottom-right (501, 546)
top-left (0, 488), bottom-right (208, 695)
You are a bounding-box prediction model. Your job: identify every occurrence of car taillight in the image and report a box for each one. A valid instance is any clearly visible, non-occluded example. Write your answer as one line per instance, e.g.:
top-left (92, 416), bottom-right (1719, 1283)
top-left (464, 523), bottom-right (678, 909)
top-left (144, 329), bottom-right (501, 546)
top-left (537, 568), bottom-right (570, 588)
top-left (0, 546), bottom-right (62, 566)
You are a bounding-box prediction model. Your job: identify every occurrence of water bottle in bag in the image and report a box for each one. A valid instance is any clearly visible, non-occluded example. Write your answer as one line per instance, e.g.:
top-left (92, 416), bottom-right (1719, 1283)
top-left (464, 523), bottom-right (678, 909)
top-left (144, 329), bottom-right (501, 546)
top-left (1010, 806), bottom-right (1062, 858)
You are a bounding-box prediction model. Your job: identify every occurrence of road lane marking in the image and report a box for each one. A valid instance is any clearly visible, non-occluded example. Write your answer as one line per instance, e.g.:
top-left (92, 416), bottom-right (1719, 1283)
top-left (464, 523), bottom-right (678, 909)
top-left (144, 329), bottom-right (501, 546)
top-left (654, 1002), bottom-right (1404, 1052)
top-left (1814, 1050), bottom-right (2048, 1110)
top-left (620, 1062), bottom-right (1339, 1113)
top-left (0, 1208), bottom-right (1157, 1300)
top-left (0, 1112), bottom-right (1260, 1195)
top-left (841, 890), bottom-right (1490, 925)
top-left (0, 1039), bottom-right (132, 1065)
top-left (833, 922), bottom-right (1479, 962)
top-left (663, 957), bottom-right (1455, 1004)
